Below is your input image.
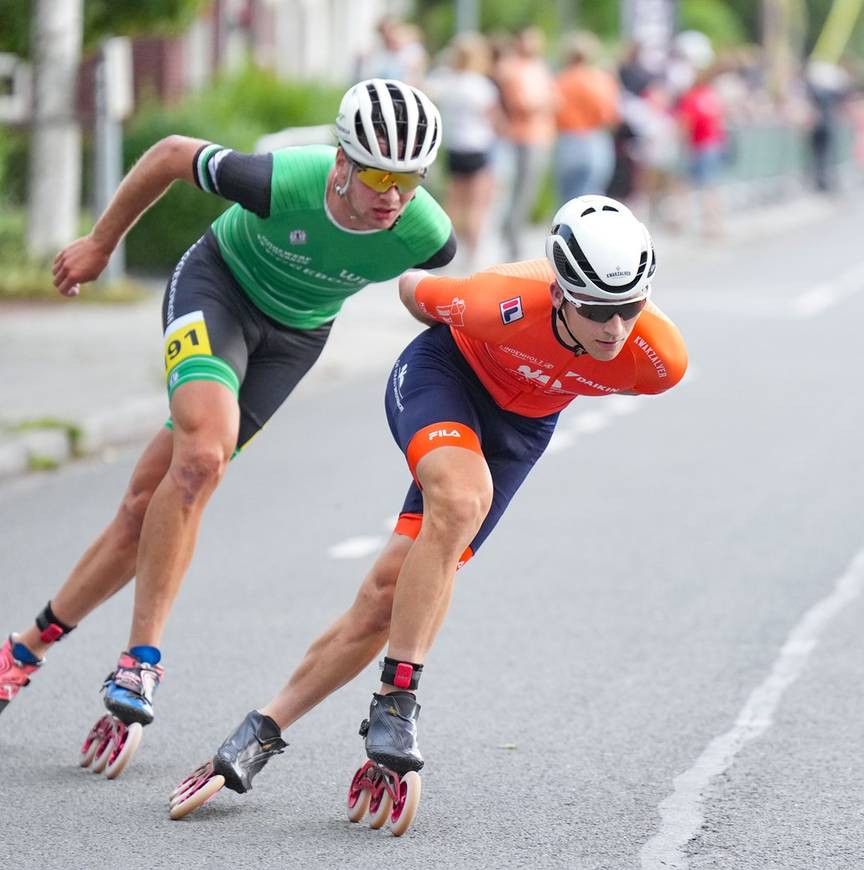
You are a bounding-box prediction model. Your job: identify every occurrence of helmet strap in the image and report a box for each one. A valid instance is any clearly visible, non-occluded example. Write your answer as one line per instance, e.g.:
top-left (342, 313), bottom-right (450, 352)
top-left (556, 305), bottom-right (587, 354)
top-left (333, 163), bottom-right (354, 198)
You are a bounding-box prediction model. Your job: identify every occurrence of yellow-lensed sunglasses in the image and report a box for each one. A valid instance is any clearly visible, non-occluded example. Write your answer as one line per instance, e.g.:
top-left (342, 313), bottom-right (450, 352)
top-left (352, 161), bottom-right (427, 194)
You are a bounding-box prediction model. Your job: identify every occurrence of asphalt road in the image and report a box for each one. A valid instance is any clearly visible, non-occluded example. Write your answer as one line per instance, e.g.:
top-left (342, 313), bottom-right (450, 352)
top-left (2, 196), bottom-right (864, 870)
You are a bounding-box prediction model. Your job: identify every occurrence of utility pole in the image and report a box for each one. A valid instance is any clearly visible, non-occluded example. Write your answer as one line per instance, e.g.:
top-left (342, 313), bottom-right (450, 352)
top-left (455, 0), bottom-right (479, 34)
top-left (93, 37), bottom-right (133, 283)
top-left (27, 0), bottom-right (84, 260)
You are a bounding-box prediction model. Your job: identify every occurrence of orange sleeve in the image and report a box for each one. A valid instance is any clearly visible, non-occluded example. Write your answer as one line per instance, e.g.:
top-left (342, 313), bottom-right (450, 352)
top-left (629, 302), bottom-right (688, 394)
top-left (414, 260), bottom-right (555, 345)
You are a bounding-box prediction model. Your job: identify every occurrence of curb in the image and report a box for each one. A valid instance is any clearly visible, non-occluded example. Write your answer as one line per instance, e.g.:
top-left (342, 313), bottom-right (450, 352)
top-left (0, 395), bottom-right (167, 481)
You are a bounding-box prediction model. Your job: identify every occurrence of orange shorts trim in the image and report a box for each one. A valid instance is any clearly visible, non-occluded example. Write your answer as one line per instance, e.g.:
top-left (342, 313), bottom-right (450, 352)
top-left (405, 421), bottom-right (482, 478)
top-left (393, 512), bottom-right (474, 569)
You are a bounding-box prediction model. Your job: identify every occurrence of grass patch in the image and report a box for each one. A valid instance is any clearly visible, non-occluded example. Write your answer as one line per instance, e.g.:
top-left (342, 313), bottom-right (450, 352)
top-left (0, 208), bottom-right (149, 303)
top-left (27, 454), bottom-right (60, 472)
top-left (6, 417), bottom-right (83, 455)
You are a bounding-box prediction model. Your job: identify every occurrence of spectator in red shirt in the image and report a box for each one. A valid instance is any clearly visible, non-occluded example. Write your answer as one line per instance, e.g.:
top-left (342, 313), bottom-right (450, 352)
top-left (677, 65), bottom-right (727, 238)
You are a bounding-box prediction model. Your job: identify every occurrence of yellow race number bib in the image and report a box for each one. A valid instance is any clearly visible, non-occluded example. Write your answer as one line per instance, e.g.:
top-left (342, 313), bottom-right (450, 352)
top-left (163, 310), bottom-right (213, 377)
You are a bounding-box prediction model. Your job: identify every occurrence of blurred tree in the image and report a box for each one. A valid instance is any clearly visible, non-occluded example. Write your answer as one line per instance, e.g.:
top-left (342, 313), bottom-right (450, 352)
top-left (412, 0), bottom-right (618, 56)
top-left (680, 0), bottom-right (747, 47)
top-left (0, 0), bottom-right (210, 57)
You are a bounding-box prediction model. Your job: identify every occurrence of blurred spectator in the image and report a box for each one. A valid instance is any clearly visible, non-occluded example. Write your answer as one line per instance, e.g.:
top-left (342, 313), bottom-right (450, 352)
top-left (495, 27), bottom-right (557, 260)
top-left (620, 79), bottom-right (681, 226)
top-left (805, 60), bottom-right (851, 192)
top-left (668, 30), bottom-right (715, 98)
top-left (426, 33), bottom-right (502, 268)
top-left (552, 31), bottom-right (619, 204)
top-left (619, 40), bottom-right (655, 97)
top-left (359, 17), bottom-right (428, 86)
top-left (677, 62), bottom-right (728, 238)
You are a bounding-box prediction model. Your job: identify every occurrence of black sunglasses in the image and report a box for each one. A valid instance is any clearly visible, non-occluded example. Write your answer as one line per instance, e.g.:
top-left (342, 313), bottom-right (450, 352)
top-left (571, 298), bottom-right (647, 323)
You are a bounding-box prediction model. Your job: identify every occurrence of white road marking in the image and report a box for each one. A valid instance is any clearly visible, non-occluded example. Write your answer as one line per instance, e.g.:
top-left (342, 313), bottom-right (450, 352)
top-left (788, 261), bottom-right (864, 318)
top-left (665, 259), bottom-right (864, 319)
top-left (327, 536), bottom-right (384, 559)
top-left (571, 411), bottom-right (610, 434)
top-left (640, 545), bottom-right (864, 870)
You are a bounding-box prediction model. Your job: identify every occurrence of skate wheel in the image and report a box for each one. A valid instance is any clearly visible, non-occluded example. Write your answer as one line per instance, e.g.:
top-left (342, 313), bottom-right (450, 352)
top-left (105, 722), bottom-right (143, 780)
top-left (347, 764), bottom-right (372, 823)
top-left (169, 762), bottom-right (212, 802)
top-left (368, 787), bottom-right (393, 830)
top-left (80, 715), bottom-right (112, 768)
top-left (91, 718), bottom-right (121, 774)
top-left (389, 770), bottom-right (421, 837)
top-left (169, 774), bottom-right (225, 820)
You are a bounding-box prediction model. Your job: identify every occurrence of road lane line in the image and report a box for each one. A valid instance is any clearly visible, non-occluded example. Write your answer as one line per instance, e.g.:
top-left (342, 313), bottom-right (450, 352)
top-left (328, 536), bottom-right (384, 559)
top-left (788, 261), bottom-right (864, 318)
top-left (664, 259), bottom-right (864, 319)
top-left (640, 545), bottom-right (864, 870)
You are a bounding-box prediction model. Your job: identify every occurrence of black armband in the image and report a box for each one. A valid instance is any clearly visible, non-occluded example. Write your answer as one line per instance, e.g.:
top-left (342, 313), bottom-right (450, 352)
top-left (35, 601), bottom-right (76, 643)
top-left (192, 143), bottom-right (273, 218)
top-left (414, 229), bottom-right (457, 270)
top-left (380, 657), bottom-right (424, 690)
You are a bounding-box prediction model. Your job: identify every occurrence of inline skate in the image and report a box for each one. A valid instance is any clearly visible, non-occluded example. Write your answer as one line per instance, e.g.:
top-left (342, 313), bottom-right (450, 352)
top-left (79, 651), bottom-right (163, 779)
top-left (0, 635), bottom-right (42, 715)
top-left (346, 691), bottom-right (423, 837)
top-left (169, 709), bottom-right (287, 819)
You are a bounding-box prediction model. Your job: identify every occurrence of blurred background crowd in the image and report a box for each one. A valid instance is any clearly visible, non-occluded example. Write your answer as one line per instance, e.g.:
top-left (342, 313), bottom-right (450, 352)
top-left (2, 0), bottom-right (864, 293)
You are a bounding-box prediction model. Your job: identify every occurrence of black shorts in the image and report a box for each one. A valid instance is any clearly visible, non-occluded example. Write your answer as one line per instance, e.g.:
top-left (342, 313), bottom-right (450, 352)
top-left (446, 150), bottom-right (491, 176)
top-left (161, 231), bottom-right (332, 450)
top-left (385, 325), bottom-right (558, 557)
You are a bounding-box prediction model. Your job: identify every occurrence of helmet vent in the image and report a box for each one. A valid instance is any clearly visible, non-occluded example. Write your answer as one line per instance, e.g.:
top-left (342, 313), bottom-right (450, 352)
top-left (552, 241), bottom-right (586, 286)
top-left (410, 90), bottom-right (435, 158)
top-left (580, 207), bottom-right (596, 217)
top-left (602, 205), bottom-right (619, 212)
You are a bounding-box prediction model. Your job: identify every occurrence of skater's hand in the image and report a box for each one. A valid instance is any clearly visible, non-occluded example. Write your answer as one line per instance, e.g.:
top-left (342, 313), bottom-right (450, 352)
top-left (53, 234), bottom-right (113, 297)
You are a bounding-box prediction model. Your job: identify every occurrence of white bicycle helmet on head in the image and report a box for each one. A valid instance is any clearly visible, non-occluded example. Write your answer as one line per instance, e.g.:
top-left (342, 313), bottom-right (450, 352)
top-left (545, 195), bottom-right (656, 305)
top-left (335, 78), bottom-right (442, 172)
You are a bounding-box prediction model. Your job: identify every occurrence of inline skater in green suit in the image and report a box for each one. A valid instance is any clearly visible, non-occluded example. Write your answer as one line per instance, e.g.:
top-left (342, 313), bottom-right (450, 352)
top-left (0, 79), bottom-right (454, 780)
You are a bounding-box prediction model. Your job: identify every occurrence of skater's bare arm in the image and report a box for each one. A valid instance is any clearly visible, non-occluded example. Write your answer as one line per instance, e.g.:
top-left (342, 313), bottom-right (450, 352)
top-left (398, 271), bottom-right (439, 326)
top-left (52, 135), bottom-right (208, 297)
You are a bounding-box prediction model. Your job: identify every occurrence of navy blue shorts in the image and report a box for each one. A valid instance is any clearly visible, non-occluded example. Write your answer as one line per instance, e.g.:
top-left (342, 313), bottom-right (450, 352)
top-left (385, 325), bottom-right (559, 557)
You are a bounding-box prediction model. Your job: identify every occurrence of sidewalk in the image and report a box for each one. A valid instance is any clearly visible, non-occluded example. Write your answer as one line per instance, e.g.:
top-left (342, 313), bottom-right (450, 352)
top-left (0, 191), bottom-right (841, 480)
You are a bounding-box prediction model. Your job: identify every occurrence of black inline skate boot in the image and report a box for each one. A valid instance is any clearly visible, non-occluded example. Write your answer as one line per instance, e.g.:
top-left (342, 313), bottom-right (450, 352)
top-left (212, 709), bottom-right (288, 793)
top-left (360, 691), bottom-right (423, 774)
top-left (169, 710), bottom-right (287, 820)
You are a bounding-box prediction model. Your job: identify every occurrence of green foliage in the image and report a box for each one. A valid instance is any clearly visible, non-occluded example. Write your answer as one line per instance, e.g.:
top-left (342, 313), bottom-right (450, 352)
top-left (0, 206), bottom-right (148, 301)
top-left (414, 0), bottom-right (614, 55)
top-left (0, 0), bottom-right (211, 57)
top-left (84, 0), bottom-right (211, 47)
top-left (680, 0), bottom-right (747, 47)
top-left (124, 68), bottom-right (343, 271)
top-left (0, 129), bottom-right (29, 206)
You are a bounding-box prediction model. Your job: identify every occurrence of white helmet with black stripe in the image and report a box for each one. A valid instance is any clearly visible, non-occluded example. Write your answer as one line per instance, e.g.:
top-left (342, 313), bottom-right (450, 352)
top-left (335, 78), bottom-right (442, 172)
top-left (545, 195), bottom-right (656, 305)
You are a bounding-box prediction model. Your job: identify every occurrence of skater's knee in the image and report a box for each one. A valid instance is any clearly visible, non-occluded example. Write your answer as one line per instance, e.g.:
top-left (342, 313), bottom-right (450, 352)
top-left (169, 443), bottom-right (229, 504)
top-left (422, 484), bottom-right (490, 542)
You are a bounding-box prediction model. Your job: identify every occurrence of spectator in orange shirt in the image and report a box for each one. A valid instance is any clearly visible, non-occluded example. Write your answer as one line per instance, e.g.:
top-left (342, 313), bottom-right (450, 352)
top-left (553, 31), bottom-right (620, 204)
top-left (495, 27), bottom-right (557, 260)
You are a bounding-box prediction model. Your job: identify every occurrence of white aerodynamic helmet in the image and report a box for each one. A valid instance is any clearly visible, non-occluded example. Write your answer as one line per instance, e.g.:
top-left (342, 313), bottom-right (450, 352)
top-left (335, 78), bottom-right (442, 172)
top-left (545, 195), bottom-right (656, 304)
